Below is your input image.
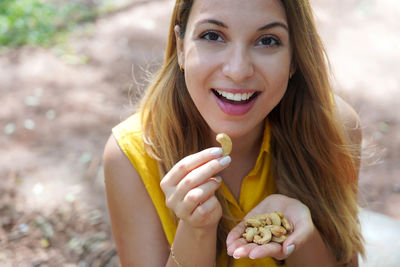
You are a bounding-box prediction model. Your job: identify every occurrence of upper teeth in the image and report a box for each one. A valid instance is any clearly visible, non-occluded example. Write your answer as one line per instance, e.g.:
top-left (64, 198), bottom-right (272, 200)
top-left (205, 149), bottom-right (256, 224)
top-left (215, 90), bottom-right (255, 101)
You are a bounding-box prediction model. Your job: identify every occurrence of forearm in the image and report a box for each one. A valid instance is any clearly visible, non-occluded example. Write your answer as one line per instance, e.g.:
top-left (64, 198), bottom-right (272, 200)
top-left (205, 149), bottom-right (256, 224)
top-left (286, 225), bottom-right (337, 267)
top-left (166, 220), bottom-right (218, 267)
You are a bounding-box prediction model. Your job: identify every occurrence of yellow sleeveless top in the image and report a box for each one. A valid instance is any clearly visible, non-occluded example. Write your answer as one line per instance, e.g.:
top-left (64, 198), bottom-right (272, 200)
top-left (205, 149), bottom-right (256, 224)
top-left (112, 113), bottom-right (284, 267)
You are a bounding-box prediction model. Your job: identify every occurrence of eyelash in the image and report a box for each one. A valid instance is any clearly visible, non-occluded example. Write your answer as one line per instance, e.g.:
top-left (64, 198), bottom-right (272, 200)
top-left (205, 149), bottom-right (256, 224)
top-left (199, 31), bottom-right (282, 48)
top-left (200, 31), bottom-right (224, 42)
top-left (256, 35), bottom-right (281, 47)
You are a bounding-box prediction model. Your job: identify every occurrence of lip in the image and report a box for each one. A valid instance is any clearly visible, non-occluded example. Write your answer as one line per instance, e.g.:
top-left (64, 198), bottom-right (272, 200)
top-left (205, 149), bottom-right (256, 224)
top-left (212, 88), bottom-right (260, 116)
top-left (214, 88), bottom-right (259, 94)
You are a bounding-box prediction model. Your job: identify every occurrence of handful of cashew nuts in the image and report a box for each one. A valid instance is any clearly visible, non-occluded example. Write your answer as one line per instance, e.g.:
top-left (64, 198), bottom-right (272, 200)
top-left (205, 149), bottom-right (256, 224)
top-left (216, 133), bottom-right (232, 156)
top-left (242, 211), bottom-right (292, 245)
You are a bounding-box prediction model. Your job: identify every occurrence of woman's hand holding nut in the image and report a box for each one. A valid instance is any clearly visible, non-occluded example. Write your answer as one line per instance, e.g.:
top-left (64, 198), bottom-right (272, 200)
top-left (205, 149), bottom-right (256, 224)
top-left (226, 194), bottom-right (314, 261)
top-left (160, 147), bottom-right (231, 228)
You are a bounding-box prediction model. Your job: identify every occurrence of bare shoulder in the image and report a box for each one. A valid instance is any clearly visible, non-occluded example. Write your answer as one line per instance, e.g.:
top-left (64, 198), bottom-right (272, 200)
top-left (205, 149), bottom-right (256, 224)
top-left (103, 134), bottom-right (139, 194)
top-left (333, 94), bottom-right (362, 146)
top-left (103, 134), bottom-right (169, 266)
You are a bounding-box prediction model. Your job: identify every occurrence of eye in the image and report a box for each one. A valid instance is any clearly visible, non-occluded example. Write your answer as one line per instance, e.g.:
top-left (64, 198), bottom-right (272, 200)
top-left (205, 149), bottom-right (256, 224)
top-left (201, 31), bottom-right (224, 42)
top-left (257, 35), bottom-right (281, 47)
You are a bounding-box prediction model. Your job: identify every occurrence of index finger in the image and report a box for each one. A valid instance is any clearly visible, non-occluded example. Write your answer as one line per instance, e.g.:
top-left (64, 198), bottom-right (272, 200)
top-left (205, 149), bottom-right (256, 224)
top-left (161, 147), bottom-right (223, 186)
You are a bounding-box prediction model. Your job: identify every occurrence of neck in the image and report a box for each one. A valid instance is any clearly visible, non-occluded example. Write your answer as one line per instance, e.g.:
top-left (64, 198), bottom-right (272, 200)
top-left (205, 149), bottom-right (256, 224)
top-left (210, 119), bottom-right (265, 170)
top-left (211, 120), bottom-right (265, 200)
top-left (231, 129), bottom-right (263, 162)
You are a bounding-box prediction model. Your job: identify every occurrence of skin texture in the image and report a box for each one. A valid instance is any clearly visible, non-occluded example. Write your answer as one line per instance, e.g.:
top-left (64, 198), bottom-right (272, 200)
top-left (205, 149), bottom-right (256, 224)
top-left (103, 0), bottom-right (362, 266)
top-left (104, 136), bottom-right (170, 266)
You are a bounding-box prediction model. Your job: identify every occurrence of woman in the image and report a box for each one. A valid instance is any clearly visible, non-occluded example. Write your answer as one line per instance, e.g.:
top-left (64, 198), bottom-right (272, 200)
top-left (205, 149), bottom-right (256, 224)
top-left (103, 0), bottom-right (365, 266)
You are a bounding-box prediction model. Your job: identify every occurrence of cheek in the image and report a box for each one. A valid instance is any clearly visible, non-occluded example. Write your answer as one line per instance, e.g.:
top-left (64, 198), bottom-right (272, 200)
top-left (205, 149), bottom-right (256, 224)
top-left (269, 72), bottom-right (290, 103)
top-left (261, 55), bottom-right (291, 88)
top-left (257, 58), bottom-right (290, 111)
top-left (183, 68), bottom-right (209, 109)
top-left (183, 48), bottom-right (218, 95)
top-left (185, 50), bottom-right (218, 76)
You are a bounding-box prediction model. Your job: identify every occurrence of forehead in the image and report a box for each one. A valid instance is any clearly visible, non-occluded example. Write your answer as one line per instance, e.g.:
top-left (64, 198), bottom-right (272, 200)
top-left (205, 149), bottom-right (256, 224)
top-left (188, 0), bottom-right (287, 26)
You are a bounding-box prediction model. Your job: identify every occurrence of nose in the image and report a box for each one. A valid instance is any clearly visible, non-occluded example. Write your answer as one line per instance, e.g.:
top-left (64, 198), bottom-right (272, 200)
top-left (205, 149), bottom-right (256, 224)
top-left (222, 44), bottom-right (254, 83)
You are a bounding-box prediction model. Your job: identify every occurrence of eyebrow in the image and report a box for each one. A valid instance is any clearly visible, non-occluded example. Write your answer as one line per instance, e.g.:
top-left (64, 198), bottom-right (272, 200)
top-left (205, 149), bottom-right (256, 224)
top-left (257, 22), bottom-right (288, 32)
top-left (195, 19), bottom-right (289, 32)
top-left (196, 19), bottom-right (227, 28)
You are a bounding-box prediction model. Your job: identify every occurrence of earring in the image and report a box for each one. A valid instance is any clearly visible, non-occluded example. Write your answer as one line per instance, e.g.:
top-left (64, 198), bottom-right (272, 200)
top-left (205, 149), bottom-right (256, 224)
top-left (289, 71), bottom-right (294, 79)
top-left (179, 64), bottom-right (184, 72)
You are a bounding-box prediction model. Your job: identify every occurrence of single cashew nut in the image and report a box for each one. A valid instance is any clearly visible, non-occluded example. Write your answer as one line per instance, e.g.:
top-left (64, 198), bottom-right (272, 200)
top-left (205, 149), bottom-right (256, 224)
top-left (216, 133), bottom-right (232, 156)
top-left (245, 213), bottom-right (271, 227)
top-left (268, 225), bottom-right (287, 237)
top-left (276, 211), bottom-right (292, 231)
top-left (269, 212), bottom-right (281, 226)
top-left (242, 227), bottom-right (258, 242)
top-left (254, 226), bottom-right (272, 245)
top-left (245, 218), bottom-right (263, 228)
top-left (281, 217), bottom-right (292, 232)
top-left (252, 213), bottom-right (269, 222)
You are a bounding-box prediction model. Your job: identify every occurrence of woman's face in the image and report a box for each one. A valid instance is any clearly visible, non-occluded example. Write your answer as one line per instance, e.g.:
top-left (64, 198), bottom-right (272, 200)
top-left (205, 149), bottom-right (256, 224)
top-left (176, 0), bottom-right (292, 139)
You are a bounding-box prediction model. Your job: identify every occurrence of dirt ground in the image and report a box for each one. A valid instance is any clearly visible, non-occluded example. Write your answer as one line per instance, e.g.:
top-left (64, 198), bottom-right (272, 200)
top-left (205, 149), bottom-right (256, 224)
top-left (0, 0), bottom-right (399, 265)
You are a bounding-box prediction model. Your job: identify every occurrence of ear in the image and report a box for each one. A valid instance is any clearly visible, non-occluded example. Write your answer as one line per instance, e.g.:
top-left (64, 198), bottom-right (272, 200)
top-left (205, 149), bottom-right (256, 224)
top-left (174, 25), bottom-right (185, 67)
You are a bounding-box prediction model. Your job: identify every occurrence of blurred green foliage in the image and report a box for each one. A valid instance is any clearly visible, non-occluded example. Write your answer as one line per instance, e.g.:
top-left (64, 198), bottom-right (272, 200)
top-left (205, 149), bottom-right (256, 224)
top-left (0, 0), bottom-right (96, 47)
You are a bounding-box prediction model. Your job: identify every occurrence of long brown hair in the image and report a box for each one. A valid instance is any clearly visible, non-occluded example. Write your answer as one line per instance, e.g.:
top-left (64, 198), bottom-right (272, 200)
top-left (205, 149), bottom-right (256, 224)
top-left (139, 0), bottom-right (364, 265)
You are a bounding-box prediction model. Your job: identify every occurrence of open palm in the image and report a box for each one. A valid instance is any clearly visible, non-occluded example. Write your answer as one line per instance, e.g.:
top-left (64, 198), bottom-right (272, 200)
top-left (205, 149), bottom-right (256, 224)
top-left (226, 194), bottom-right (315, 260)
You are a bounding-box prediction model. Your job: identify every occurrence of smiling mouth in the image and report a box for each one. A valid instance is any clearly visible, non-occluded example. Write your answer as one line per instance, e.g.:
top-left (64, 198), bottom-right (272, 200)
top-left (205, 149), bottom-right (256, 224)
top-left (212, 89), bottom-right (259, 104)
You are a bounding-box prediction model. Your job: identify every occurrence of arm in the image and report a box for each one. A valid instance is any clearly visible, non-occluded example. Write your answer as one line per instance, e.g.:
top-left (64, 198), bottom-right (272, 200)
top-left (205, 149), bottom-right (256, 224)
top-left (103, 135), bottom-right (170, 266)
top-left (159, 147), bottom-right (230, 267)
top-left (104, 135), bottom-right (229, 267)
top-left (168, 220), bottom-right (219, 267)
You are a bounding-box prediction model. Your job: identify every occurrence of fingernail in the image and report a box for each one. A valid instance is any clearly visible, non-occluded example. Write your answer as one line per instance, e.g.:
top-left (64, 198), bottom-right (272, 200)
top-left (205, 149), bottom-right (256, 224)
top-left (210, 176), bottom-right (222, 184)
top-left (211, 147), bottom-right (223, 156)
top-left (233, 254), bottom-right (240, 259)
top-left (219, 156), bottom-right (231, 166)
top-left (286, 244), bottom-right (295, 255)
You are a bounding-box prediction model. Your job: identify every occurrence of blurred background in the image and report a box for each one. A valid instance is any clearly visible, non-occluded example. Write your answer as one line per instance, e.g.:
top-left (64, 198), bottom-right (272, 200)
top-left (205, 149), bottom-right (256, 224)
top-left (0, 0), bottom-right (399, 266)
